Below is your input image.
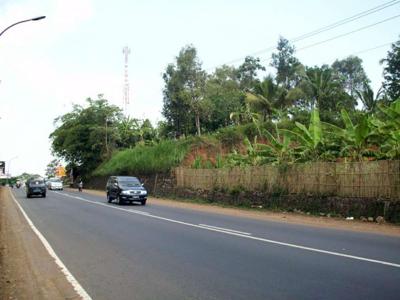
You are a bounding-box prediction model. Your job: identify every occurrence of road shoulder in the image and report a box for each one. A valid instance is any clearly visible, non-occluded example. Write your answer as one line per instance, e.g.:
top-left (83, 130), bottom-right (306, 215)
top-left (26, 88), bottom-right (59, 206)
top-left (80, 188), bottom-right (400, 237)
top-left (0, 187), bottom-right (82, 300)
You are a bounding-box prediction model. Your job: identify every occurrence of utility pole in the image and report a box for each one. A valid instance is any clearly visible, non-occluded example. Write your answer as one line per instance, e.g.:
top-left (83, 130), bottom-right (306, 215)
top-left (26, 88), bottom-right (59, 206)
top-left (105, 116), bottom-right (109, 157)
top-left (122, 46), bottom-right (130, 115)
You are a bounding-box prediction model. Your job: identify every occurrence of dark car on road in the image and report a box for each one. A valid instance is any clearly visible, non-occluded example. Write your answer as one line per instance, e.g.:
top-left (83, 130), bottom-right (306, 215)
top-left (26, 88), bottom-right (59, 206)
top-left (26, 177), bottom-right (46, 198)
top-left (106, 176), bottom-right (147, 205)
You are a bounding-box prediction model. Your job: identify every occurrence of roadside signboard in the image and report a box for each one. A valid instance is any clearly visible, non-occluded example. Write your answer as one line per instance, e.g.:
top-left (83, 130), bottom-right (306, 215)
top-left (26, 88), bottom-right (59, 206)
top-left (56, 165), bottom-right (66, 177)
top-left (0, 161), bottom-right (5, 176)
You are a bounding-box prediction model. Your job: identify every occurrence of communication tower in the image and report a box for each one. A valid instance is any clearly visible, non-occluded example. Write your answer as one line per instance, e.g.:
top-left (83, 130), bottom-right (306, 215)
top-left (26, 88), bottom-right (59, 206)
top-left (122, 46), bottom-right (130, 114)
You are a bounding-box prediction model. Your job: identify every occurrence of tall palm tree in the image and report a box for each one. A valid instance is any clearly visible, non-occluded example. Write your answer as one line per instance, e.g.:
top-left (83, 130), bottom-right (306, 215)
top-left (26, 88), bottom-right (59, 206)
top-left (245, 76), bottom-right (285, 121)
top-left (301, 66), bottom-right (340, 110)
top-left (356, 83), bottom-right (383, 113)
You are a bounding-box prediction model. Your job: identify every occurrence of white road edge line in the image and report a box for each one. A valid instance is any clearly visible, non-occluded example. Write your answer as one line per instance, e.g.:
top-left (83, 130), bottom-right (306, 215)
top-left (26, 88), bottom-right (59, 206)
top-left (56, 191), bottom-right (400, 269)
top-left (9, 190), bottom-right (92, 300)
top-left (198, 224), bottom-right (252, 235)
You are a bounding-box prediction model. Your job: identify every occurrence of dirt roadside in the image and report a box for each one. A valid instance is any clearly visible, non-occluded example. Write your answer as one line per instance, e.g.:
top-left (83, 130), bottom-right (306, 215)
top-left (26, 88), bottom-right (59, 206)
top-left (80, 188), bottom-right (400, 237)
top-left (0, 187), bottom-right (81, 300)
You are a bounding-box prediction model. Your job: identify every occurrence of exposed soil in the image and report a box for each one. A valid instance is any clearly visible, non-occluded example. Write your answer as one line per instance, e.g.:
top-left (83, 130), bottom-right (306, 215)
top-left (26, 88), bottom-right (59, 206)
top-left (0, 187), bottom-right (81, 300)
top-left (82, 188), bottom-right (400, 237)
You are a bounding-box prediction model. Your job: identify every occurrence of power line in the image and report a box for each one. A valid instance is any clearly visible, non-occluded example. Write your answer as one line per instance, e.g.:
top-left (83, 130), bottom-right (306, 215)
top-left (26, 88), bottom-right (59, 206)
top-left (296, 14), bottom-right (400, 52)
top-left (205, 0), bottom-right (400, 71)
top-left (321, 41), bottom-right (395, 65)
top-left (290, 0), bottom-right (399, 42)
top-left (351, 41), bottom-right (393, 56)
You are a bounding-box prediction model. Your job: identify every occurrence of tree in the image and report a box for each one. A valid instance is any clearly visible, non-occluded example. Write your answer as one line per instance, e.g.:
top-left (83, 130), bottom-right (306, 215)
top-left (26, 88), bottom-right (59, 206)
top-left (203, 65), bottom-right (243, 131)
top-left (162, 45), bottom-right (207, 136)
top-left (45, 159), bottom-right (60, 178)
top-left (295, 65), bottom-right (355, 122)
top-left (245, 76), bottom-right (278, 121)
top-left (117, 116), bottom-right (141, 148)
top-left (139, 119), bottom-right (157, 144)
top-left (355, 82), bottom-right (383, 113)
top-left (50, 95), bottom-right (122, 177)
top-left (162, 63), bottom-right (192, 137)
top-left (332, 56), bottom-right (370, 98)
top-left (381, 37), bottom-right (400, 101)
top-left (271, 37), bottom-right (301, 89)
top-left (236, 56), bottom-right (265, 91)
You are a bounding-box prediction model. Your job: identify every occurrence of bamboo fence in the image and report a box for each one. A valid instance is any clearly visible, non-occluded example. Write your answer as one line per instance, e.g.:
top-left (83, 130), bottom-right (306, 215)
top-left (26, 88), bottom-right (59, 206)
top-left (175, 160), bottom-right (400, 199)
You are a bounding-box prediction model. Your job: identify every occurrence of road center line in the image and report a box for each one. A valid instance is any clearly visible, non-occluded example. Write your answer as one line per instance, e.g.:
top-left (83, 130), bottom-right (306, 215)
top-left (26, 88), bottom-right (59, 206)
top-left (56, 191), bottom-right (400, 269)
top-left (199, 224), bottom-right (252, 235)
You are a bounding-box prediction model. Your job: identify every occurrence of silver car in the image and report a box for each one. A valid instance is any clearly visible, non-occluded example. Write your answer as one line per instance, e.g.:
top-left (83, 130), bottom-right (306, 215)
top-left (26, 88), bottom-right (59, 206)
top-left (47, 178), bottom-right (63, 190)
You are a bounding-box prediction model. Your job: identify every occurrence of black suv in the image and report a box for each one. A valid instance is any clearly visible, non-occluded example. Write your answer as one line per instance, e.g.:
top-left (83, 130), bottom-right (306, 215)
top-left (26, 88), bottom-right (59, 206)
top-left (26, 177), bottom-right (46, 198)
top-left (106, 176), bottom-right (147, 205)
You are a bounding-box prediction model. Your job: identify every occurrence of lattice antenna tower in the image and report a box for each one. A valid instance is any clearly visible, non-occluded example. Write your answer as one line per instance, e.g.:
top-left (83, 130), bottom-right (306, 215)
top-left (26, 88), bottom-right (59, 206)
top-left (122, 46), bottom-right (131, 114)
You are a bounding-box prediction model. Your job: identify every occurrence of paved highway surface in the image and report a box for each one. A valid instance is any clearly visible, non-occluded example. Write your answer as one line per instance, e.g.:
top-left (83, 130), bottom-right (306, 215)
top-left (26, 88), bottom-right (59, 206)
top-left (10, 188), bottom-right (400, 300)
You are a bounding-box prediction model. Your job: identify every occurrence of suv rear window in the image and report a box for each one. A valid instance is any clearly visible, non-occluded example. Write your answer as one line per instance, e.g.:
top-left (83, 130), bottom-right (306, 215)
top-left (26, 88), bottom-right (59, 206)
top-left (30, 180), bottom-right (44, 185)
top-left (119, 179), bottom-right (141, 187)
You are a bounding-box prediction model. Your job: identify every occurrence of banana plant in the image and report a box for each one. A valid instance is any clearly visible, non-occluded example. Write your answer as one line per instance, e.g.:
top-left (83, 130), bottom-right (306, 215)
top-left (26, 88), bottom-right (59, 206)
top-left (255, 124), bottom-right (294, 165)
top-left (380, 130), bottom-right (400, 159)
top-left (377, 99), bottom-right (400, 130)
top-left (226, 137), bottom-right (265, 167)
top-left (370, 99), bottom-right (400, 158)
top-left (323, 109), bottom-right (375, 160)
top-left (229, 105), bottom-right (262, 136)
top-left (281, 109), bottom-right (324, 161)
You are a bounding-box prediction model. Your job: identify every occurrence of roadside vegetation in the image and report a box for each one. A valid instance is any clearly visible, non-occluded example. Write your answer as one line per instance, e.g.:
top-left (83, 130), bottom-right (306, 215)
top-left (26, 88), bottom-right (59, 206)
top-left (48, 37), bottom-right (400, 179)
top-left (94, 139), bottom-right (191, 176)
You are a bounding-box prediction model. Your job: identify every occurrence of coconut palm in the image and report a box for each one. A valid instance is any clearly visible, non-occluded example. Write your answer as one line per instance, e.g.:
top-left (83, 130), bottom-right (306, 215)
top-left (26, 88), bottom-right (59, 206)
top-left (355, 83), bottom-right (383, 113)
top-left (245, 76), bottom-right (290, 121)
top-left (301, 66), bottom-right (342, 110)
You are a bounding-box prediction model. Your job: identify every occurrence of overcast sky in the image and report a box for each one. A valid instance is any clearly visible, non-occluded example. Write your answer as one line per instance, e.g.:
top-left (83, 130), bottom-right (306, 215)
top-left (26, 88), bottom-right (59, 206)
top-left (0, 0), bottom-right (399, 176)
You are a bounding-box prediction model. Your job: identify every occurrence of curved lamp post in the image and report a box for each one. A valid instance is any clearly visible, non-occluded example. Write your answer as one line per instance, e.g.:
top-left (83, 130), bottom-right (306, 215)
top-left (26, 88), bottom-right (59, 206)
top-left (0, 16), bottom-right (46, 37)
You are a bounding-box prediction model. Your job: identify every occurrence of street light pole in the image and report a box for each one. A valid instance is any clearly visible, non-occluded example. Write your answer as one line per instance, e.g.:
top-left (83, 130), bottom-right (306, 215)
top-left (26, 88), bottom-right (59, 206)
top-left (0, 16), bottom-right (46, 37)
top-left (6, 156), bottom-right (18, 186)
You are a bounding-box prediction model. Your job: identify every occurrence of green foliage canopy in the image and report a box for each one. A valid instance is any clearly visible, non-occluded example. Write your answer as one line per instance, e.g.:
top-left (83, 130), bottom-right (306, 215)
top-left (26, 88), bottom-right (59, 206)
top-left (49, 96), bottom-right (123, 176)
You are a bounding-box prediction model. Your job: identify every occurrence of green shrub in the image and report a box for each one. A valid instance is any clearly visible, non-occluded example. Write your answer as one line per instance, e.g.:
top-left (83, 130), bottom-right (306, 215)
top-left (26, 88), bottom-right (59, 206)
top-left (215, 154), bottom-right (224, 168)
top-left (192, 156), bottom-right (202, 169)
top-left (203, 160), bottom-right (214, 169)
top-left (94, 139), bottom-right (190, 176)
top-left (216, 126), bottom-right (244, 150)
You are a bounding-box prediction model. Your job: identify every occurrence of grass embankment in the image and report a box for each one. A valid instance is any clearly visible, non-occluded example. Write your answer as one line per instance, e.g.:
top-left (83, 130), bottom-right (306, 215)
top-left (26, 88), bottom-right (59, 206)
top-left (93, 123), bottom-right (265, 176)
top-left (94, 139), bottom-right (192, 176)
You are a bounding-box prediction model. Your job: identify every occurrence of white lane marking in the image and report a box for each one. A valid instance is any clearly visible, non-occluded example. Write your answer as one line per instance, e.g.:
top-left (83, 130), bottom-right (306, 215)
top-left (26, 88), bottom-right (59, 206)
top-left (130, 210), bottom-right (151, 216)
top-left (199, 224), bottom-right (252, 235)
top-left (55, 191), bottom-right (400, 269)
top-left (9, 190), bottom-right (92, 300)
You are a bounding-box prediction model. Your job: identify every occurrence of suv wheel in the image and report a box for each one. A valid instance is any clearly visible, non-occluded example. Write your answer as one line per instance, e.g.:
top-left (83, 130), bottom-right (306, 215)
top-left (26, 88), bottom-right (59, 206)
top-left (141, 199), bottom-right (146, 206)
top-left (117, 196), bottom-right (124, 205)
top-left (26, 194), bottom-right (31, 198)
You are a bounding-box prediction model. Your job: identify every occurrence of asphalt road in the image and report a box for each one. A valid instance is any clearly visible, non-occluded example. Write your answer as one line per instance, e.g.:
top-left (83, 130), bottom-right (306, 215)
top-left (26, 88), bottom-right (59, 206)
top-left (10, 188), bottom-right (400, 300)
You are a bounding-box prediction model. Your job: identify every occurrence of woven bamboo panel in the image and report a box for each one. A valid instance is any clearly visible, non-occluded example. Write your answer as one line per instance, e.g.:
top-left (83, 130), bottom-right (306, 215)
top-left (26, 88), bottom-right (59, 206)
top-left (175, 160), bottom-right (400, 199)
